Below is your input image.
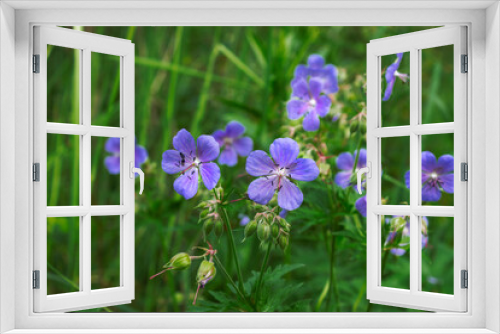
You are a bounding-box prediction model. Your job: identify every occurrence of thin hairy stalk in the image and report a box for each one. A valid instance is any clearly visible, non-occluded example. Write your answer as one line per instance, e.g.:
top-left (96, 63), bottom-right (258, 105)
top-left (213, 255), bottom-right (248, 305)
top-left (255, 241), bottom-right (272, 309)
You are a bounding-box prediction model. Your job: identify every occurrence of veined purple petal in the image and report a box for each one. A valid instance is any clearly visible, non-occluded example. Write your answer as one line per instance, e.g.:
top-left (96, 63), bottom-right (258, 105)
top-left (421, 151), bottom-right (437, 172)
top-left (199, 162), bottom-right (220, 190)
top-left (270, 138), bottom-right (300, 168)
top-left (162, 150), bottom-right (186, 174)
top-left (422, 183), bottom-right (442, 202)
top-left (245, 150), bottom-right (276, 176)
top-left (355, 196), bottom-right (367, 217)
top-left (233, 137), bottom-right (253, 157)
top-left (385, 53), bottom-right (403, 82)
top-left (277, 178), bottom-right (304, 211)
top-left (382, 77), bottom-right (395, 101)
top-left (105, 156), bottom-right (120, 174)
top-left (174, 167), bottom-right (199, 200)
top-left (105, 137), bottom-right (121, 154)
top-left (291, 79), bottom-right (309, 100)
top-left (315, 95), bottom-right (331, 117)
top-left (225, 121), bottom-right (245, 138)
top-left (439, 173), bottom-right (454, 193)
top-left (289, 158), bottom-right (319, 181)
top-left (308, 54), bottom-right (325, 70)
top-left (173, 129), bottom-right (196, 158)
top-left (302, 110), bottom-right (320, 131)
top-left (247, 176), bottom-right (277, 205)
top-left (309, 78), bottom-right (323, 99)
top-left (135, 145), bottom-right (148, 167)
top-left (436, 154), bottom-right (454, 174)
top-left (334, 171), bottom-right (352, 189)
top-left (197, 135), bottom-right (220, 162)
top-left (219, 147), bottom-right (238, 166)
top-left (336, 152), bottom-right (354, 171)
top-left (287, 100), bottom-right (309, 120)
top-left (294, 64), bottom-right (309, 79)
top-left (355, 149), bottom-right (367, 169)
top-left (212, 130), bottom-right (225, 146)
top-left (321, 65), bottom-right (339, 94)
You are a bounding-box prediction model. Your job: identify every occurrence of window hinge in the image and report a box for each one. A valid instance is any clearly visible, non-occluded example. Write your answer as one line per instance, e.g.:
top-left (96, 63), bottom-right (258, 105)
top-left (33, 163), bottom-right (40, 182)
top-left (461, 162), bottom-right (468, 181)
top-left (33, 270), bottom-right (40, 289)
top-left (461, 54), bottom-right (468, 73)
top-left (33, 54), bottom-right (40, 73)
top-left (461, 270), bottom-right (468, 289)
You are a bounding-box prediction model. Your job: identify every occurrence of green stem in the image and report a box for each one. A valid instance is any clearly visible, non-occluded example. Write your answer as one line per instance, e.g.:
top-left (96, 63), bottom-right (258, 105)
top-left (328, 229), bottom-right (340, 312)
top-left (255, 241), bottom-right (272, 308)
top-left (213, 255), bottom-right (248, 306)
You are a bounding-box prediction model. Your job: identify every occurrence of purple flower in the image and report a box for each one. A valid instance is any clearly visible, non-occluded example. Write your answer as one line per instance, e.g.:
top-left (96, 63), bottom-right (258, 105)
top-left (245, 138), bottom-right (319, 211)
top-left (213, 121), bottom-right (253, 167)
top-left (161, 129), bottom-right (220, 200)
top-left (383, 53), bottom-right (408, 101)
top-left (385, 216), bottom-right (428, 256)
top-left (404, 151), bottom-right (454, 202)
top-left (279, 209), bottom-right (288, 219)
top-left (286, 78), bottom-right (332, 132)
top-left (238, 214), bottom-right (250, 226)
top-left (334, 149), bottom-right (367, 190)
top-left (292, 54), bottom-right (339, 95)
top-left (104, 137), bottom-right (148, 176)
top-left (355, 196), bottom-right (367, 217)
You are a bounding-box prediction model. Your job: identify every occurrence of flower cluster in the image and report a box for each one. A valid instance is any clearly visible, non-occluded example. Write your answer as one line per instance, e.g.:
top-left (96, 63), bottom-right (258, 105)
top-left (384, 216), bottom-right (428, 256)
top-left (213, 121), bottom-right (253, 167)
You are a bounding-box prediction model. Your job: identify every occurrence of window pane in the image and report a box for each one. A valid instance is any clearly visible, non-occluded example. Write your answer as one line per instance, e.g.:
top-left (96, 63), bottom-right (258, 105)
top-left (421, 45), bottom-right (454, 124)
top-left (91, 52), bottom-right (120, 127)
top-left (47, 45), bottom-right (80, 124)
top-left (47, 134), bottom-right (80, 206)
top-left (421, 216), bottom-right (454, 295)
top-left (91, 216), bottom-right (121, 289)
top-left (381, 52), bottom-right (410, 127)
top-left (421, 133), bottom-right (454, 206)
top-left (381, 215), bottom-right (410, 290)
top-left (47, 217), bottom-right (80, 295)
top-left (92, 137), bottom-right (121, 205)
top-left (381, 136), bottom-right (410, 205)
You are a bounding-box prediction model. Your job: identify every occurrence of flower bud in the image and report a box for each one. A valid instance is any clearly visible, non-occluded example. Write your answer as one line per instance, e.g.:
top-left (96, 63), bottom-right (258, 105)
top-left (272, 223), bottom-right (280, 239)
top-left (390, 217), bottom-right (406, 232)
top-left (279, 234), bottom-right (288, 250)
top-left (242, 220), bottom-right (257, 242)
top-left (215, 186), bottom-right (224, 200)
top-left (359, 121), bottom-right (367, 134)
top-left (214, 219), bottom-right (223, 237)
top-left (200, 209), bottom-right (210, 219)
top-left (163, 252), bottom-right (192, 271)
top-left (257, 220), bottom-right (270, 242)
top-left (203, 219), bottom-right (214, 237)
top-left (196, 260), bottom-right (216, 287)
top-left (350, 120), bottom-right (360, 134)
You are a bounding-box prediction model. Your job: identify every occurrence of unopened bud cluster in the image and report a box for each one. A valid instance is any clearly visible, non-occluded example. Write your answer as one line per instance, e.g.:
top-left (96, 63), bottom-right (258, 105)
top-left (197, 194), bottom-right (224, 239)
top-left (242, 206), bottom-right (290, 250)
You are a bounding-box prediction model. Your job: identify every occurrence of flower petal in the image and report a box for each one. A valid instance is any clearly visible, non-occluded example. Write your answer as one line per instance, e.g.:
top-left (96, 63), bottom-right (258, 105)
top-left (161, 150), bottom-right (186, 174)
top-left (294, 64), bottom-right (309, 79)
top-left (391, 248), bottom-right (406, 256)
top-left (382, 77), bottom-right (395, 101)
top-left (212, 130), bottom-right (225, 146)
top-left (309, 78), bottom-right (322, 99)
top-left (291, 79), bottom-right (309, 100)
top-left (199, 162), bottom-right (220, 190)
top-left (174, 167), bottom-right (199, 200)
top-left (247, 176), bottom-right (277, 205)
top-left (315, 95), bottom-right (331, 117)
top-left (286, 100), bottom-right (308, 120)
top-left (105, 137), bottom-right (121, 154)
top-left (246, 150), bottom-right (276, 176)
top-left (104, 156), bottom-right (120, 174)
top-left (334, 171), bottom-right (352, 189)
top-left (225, 121), bottom-right (245, 138)
top-left (439, 173), bottom-right (454, 194)
top-left (355, 149), bottom-right (367, 169)
top-left (421, 151), bottom-right (437, 172)
top-left (355, 196), bottom-right (367, 217)
top-left (436, 154), bottom-right (454, 174)
top-left (307, 54), bottom-right (325, 70)
top-left (321, 65), bottom-right (339, 94)
top-left (336, 152), bottom-right (354, 170)
top-left (218, 147), bottom-right (238, 166)
top-left (197, 135), bottom-right (220, 162)
top-left (277, 178), bottom-right (303, 211)
top-left (289, 158), bottom-right (319, 181)
top-left (302, 110), bottom-right (320, 132)
top-left (404, 170), bottom-right (410, 188)
top-left (135, 144), bottom-right (148, 167)
top-left (422, 183), bottom-right (442, 202)
top-left (173, 129), bottom-right (196, 158)
top-left (233, 137), bottom-right (253, 157)
top-left (270, 138), bottom-right (300, 168)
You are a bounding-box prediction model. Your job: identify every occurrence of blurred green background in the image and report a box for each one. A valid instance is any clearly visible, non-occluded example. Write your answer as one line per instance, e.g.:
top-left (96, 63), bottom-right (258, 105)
top-left (45, 26), bottom-right (455, 312)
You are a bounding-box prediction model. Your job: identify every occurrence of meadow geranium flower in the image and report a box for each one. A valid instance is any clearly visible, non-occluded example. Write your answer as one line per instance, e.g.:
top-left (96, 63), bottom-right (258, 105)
top-left (334, 149), bottom-right (367, 190)
top-left (286, 78), bottom-right (332, 131)
top-left (213, 121), bottom-right (253, 167)
top-left (104, 137), bottom-right (148, 176)
top-left (383, 53), bottom-right (408, 101)
top-left (245, 138), bottom-right (319, 211)
top-left (161, 129), bottom-right (220, 200)
top-left (404, 151), bottom-right (454, 202)
top-left (355, 196), bottom-right (367, 217)
top-left (385, 216), bottom-right (428, 256)
top-left (293, 54), bottom-right (339, 95)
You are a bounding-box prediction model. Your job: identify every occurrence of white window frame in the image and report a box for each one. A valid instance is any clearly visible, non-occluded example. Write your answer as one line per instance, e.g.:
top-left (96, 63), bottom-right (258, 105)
top-left (1, 1), bottom-right (499, 333)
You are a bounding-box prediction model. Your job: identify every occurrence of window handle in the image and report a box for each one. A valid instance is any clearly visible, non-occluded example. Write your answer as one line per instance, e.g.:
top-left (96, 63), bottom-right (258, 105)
top-left (356, 162), bottom-right (371, 195)
top-left (130, 161), bottom-right (144, 195)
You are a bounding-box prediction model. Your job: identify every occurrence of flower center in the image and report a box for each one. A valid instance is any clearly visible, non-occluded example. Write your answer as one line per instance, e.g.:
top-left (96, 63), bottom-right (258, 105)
top-left (276, 167), bottom-right (289, 177)
top-left (193, 158), bottom-right (200, 167)
top-left (223, 137), bottom-right (233, 147)
top-left (430, 172), bottom-right (438, 180)
top-left (309, 99), bottom-right (317, 108)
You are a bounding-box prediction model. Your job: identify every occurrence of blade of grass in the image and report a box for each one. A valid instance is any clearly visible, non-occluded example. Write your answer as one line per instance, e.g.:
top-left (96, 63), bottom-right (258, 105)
top-left (217, 44), bottom-right (264, 87)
